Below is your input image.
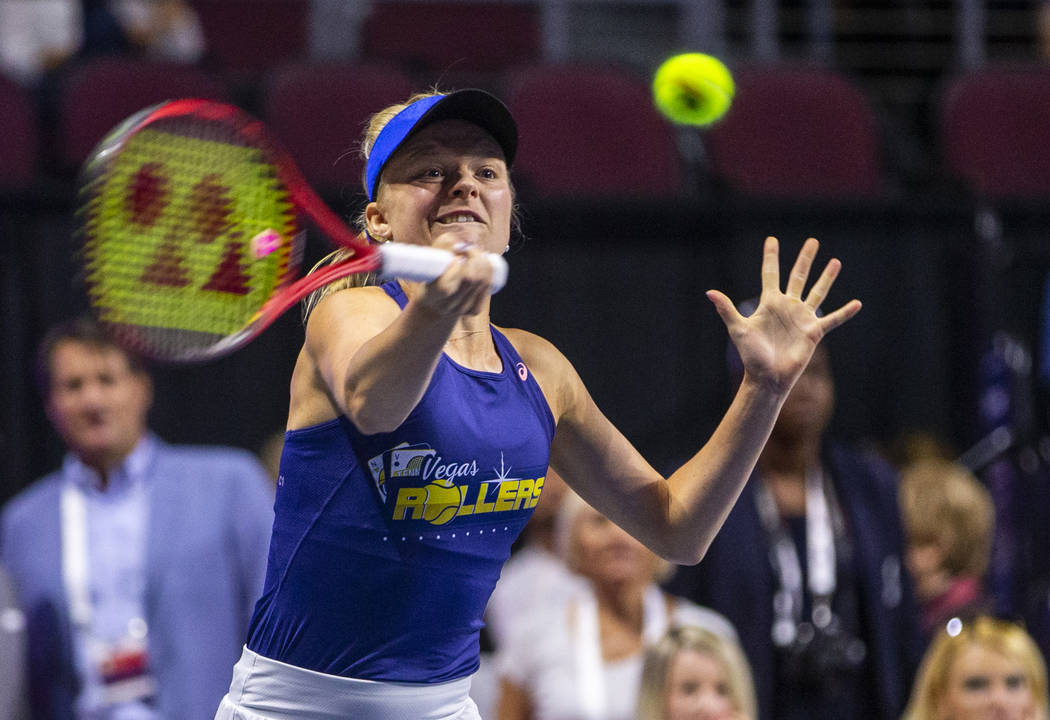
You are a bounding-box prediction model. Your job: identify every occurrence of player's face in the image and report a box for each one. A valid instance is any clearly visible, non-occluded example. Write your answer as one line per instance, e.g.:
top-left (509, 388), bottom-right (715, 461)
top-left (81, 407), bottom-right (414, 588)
top-left (46, 340), bottom-right (151, 472)
top-left (938, 645), bottom-right (1037, 720)
top-left (665, 649), bottom-right (737, 720)
top-left (571, 505), bottom-right (655, 586)
top-left (369, 120), bottom-right (512, 256)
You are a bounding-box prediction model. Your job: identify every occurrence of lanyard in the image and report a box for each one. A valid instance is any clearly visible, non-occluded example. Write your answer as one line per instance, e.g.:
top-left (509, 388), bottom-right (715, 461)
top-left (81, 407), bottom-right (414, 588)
top-left (755, 467), bottom-right (838, 646)
top-left (61, 482), bottom-right (93, 628)
top-left (573, 584), bottom-right (667, 720)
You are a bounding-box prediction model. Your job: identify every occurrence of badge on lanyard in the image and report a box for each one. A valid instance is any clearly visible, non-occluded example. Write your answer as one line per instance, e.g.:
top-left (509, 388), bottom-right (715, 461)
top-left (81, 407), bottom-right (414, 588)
top-left (92, 617), bottom-right (156, 705)
top-left (62, 483), bottom-right (157, 707)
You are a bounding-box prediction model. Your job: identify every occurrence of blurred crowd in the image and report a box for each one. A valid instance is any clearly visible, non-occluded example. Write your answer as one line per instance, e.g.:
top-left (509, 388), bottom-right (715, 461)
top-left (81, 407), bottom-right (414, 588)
top-left (3, 313), bottom-right (1049, 719)
top-left (4, 2), bottom-right (1050, 719)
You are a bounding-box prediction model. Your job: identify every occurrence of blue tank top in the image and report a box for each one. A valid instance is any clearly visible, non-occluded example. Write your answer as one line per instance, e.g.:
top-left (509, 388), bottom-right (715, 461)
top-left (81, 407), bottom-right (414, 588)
top-left (246, 281), bottom-right (556, 682)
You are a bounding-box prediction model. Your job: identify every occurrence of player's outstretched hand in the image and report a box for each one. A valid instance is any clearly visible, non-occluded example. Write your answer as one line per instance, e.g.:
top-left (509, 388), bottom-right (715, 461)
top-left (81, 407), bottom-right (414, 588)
top-left (707, 236), bottom-right (862, 394)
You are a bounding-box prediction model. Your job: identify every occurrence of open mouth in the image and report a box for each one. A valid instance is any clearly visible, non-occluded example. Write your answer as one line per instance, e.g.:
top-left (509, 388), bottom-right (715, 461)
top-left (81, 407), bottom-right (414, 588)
top-left (436, 212), bottom-right (481, 225)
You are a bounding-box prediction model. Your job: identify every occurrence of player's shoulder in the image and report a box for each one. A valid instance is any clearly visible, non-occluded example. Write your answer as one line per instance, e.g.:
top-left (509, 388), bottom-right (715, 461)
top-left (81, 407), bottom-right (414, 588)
top-left (309, 284), bottom-right (399, 323)
top-left (498, 327), bottom-right (571, 372)
top-left (498, 327), bottom-right (582, 416)
top-left (305, 285), bottom-right (400, 346)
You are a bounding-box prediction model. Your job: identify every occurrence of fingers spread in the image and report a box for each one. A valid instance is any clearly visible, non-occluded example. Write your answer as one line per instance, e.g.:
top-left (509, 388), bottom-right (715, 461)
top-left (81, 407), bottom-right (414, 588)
top-left (706, 289), bottom-right (744, 331)
top-left (804, 257), bottom-right (841, 311)
top-left (818, 299), bottom-right (862, 333)
top-left (785, 237), bottom-right (819, 298)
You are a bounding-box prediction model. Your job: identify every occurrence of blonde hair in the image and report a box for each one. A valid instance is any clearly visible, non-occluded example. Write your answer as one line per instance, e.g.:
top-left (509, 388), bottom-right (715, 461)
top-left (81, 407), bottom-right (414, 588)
top-left (899, 458), bottom-right (995, 578)
top-left (301, 92), bottom-right (445, 323)
top-left (902, 617), bottom-right (1049, 720)
top-left (636, 625), bottom-right (758, 720)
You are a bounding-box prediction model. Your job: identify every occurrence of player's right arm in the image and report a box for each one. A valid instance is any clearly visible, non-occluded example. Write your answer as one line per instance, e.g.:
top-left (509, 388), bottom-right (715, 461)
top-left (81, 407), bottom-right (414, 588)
top-left (290, 285), bottom-right (452, 434)
top-left (289, 250), bottom-right (495, 434)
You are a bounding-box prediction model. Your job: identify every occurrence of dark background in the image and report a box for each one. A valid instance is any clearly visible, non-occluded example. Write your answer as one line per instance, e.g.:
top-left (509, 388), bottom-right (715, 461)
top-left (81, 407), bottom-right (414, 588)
top-left (3, 0), bottom-right (1050, 512)
top-left (5, 186), bottom-right (1047, 504)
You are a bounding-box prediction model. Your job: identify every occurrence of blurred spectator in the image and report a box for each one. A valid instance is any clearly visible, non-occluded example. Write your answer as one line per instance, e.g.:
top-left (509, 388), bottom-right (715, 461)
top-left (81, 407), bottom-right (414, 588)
top-left (485, 466), bottom-right (576, 649)
top-left (308, 0), bottom-right (364, 60)
top-left (637, 624), bottom-right (757, 720)
top-left (899, 458), bottom-right (995, 642)
top-left (1040, 1), bottom-right (1050, 63)
top-left (901, 616), bottom-right (1048, 720)
top-left (107, 0), bottom-right (204, 62)
top-left (665, 344), bottom-right (921, 720)
top-left (888, 429), bottom-right (955, 470)
top-left (0, 316), bottom-right (272, 719)
top-left (0, 0), bottom-right (82, 86)
top-left (0, 563), bottom-right (29, 720)
top-left (495, 493), bottom-right (736, 720)
top-left (0, 0), bottom-right (202, 87)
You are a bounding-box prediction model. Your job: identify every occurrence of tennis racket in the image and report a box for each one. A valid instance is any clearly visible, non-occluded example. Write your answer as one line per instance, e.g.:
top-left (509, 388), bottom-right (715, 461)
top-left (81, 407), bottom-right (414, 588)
top-left (76, 98), bottom-right (508, 363)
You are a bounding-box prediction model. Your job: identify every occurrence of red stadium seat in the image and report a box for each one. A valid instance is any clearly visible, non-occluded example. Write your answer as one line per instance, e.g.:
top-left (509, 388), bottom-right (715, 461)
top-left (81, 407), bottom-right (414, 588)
top-left (505, 64), bottom-right (684, 199)
top-left (940, 63), bottom-right (1050, 201)
top-left (56, 58), bottom-right (228, 169)
top-left (705, 63), bottom-right (884, 200)
top-left (262, 62), bottom-right (414, 197)
top-left (360, 2), bottom-right (541, 77)
top-left (0, 73), bottom-right (38, 189)
top-left (191, 0), bottom-right (309, 75)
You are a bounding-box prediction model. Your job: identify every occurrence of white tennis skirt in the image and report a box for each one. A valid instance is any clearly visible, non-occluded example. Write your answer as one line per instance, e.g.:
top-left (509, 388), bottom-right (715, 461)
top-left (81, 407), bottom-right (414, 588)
top-left (214, 646), bottom-right (482, 720)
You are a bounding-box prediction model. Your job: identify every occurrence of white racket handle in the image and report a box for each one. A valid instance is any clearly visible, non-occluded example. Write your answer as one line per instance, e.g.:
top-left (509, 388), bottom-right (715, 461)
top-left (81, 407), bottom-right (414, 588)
top-left (378, 243), bottom-right (508, 293)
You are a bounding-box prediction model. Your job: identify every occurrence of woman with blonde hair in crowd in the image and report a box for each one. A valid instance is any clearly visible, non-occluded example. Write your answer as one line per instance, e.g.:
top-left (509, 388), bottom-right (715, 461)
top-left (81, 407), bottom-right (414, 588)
top-left (496, 493), bottom-right (736, 720)
top-left (902, 616), bottom-right (1049, 720)
top-left (898, 458), bottom-right (995, 641)
top-left (637, 625), bottom-right (757, 720)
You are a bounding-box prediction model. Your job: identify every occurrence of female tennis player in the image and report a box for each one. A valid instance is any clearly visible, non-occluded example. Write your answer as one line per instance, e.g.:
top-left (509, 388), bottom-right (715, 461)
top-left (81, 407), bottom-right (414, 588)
top-left (214, 88), bottom-right (862, 720)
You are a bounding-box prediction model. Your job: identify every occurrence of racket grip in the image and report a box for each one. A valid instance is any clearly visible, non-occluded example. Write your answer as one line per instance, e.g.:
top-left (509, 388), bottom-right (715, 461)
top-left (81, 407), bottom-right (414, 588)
top-left (378, 243), bottom-right (508, 294)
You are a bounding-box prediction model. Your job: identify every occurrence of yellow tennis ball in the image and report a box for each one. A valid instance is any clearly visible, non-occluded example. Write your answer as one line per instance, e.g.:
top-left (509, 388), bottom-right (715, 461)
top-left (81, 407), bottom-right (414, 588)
top-left (423, 479), bottom-right (464, 526)
top-left (652, 53), bottom-right (735, 127)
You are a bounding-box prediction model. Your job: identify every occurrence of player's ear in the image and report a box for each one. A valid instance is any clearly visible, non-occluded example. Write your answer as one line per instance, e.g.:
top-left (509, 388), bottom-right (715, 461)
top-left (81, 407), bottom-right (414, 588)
top-left (365, 203), bottom-right (391, 241)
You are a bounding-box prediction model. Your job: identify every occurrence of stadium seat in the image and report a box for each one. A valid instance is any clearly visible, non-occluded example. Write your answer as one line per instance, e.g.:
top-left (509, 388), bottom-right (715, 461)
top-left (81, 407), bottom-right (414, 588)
top-left (705, 63), bottom-right (884, 200)
top-left (0, 73), bottom-right (38, 189)
top-left (191, 0), bottom-right (309, 76)
top-left (262, 62), bottom-right (414, 197)
top-left (505, 64), bottom-right (684, 200)
top-left (940, 63), bottom-right (1050, 200)
top-left (56, 57), bottom-right (227, 170)
top-left (360, 2), bottom-right (541, 78)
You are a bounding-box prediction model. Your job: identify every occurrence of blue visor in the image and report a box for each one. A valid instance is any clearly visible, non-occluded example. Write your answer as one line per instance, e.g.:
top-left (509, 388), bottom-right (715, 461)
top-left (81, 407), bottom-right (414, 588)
top-left (364, 89), bottom-right (518, 201)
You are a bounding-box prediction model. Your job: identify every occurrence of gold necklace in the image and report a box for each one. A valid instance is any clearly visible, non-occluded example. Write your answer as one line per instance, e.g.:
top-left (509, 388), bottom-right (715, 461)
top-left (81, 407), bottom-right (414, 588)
top-left (447, 329), bottom-right (489, 343)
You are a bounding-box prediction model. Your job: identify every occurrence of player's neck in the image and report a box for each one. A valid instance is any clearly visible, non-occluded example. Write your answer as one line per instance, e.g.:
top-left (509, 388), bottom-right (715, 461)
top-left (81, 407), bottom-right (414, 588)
top-left (444, 318), bottom-right (500, 372)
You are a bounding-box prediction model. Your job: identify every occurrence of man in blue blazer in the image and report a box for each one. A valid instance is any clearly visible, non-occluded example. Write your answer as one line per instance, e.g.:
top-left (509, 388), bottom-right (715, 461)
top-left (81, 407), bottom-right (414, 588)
top-left (1, 317), bottom-right (274, 720)
top-left (665, 345), bottom-right (922, 720)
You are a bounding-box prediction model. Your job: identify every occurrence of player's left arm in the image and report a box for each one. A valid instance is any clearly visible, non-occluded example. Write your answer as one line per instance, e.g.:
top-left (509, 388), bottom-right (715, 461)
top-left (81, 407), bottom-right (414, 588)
top-left (508, 238), bottom-right (861, 566)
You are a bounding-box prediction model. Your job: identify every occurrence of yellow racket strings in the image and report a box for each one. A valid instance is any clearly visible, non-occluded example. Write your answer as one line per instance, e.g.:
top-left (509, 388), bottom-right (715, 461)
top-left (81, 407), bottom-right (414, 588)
top-left (83, 121), bottom-right (297, 354)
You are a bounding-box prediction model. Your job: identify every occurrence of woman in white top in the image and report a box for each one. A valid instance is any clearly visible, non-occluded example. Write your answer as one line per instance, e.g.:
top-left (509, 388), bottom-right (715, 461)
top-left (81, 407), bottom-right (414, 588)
top-left (496, 493), bottom-right (737, 720)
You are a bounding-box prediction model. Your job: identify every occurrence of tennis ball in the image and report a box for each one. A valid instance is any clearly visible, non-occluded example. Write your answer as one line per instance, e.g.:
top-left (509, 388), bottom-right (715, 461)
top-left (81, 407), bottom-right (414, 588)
top-left (423, 479), bottom-right (465, 525)
top-left (652, 53), bottom-right (734, 127)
